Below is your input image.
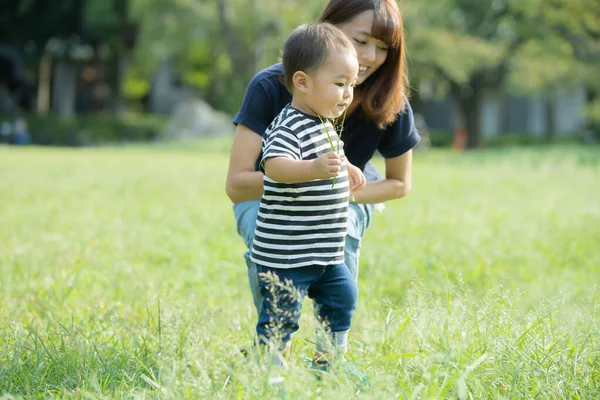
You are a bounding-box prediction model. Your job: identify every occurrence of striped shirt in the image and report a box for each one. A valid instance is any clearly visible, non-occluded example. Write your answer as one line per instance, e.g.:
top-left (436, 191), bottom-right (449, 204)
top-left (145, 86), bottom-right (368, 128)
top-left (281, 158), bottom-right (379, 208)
top-left (250, 105), bottom-right (350, 269)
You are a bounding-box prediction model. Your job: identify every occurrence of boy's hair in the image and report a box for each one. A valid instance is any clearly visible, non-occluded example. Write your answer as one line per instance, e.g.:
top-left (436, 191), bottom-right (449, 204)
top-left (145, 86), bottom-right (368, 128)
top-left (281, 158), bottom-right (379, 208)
top-left (282, 23), bottom-right (355, 93)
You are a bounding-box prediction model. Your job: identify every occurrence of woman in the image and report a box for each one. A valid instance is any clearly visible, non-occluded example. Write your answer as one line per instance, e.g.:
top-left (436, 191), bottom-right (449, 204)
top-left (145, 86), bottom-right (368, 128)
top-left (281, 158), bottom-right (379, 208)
top-left (226, 0), bottom-right (420, 314)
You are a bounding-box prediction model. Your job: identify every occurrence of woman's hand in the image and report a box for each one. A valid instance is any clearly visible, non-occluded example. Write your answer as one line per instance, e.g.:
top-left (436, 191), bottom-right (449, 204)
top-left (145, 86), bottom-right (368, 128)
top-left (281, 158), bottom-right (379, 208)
top-left (351, 150), bottom-right (413, 204)
top-left (225, 124), bottom-right (265, 204)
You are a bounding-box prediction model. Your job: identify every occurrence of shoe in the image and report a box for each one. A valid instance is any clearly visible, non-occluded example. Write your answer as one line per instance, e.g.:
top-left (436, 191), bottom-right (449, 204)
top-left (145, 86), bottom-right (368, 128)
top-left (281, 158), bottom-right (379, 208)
top-left (305, 359), bottom-right (369, 389)
top-left (310, 358), bottom-right (329, 381)
top-left (340, 359), bottom-right (369, 389)
top-left (308, 357), bottom-right (368, 389)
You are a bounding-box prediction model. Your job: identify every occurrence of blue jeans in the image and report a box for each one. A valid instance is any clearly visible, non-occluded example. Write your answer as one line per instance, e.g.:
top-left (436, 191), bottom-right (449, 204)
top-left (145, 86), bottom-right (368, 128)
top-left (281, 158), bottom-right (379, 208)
top-left (234, 200), bottom-right (374, 315)
top-left (256, 263), bottom-right (358, 352)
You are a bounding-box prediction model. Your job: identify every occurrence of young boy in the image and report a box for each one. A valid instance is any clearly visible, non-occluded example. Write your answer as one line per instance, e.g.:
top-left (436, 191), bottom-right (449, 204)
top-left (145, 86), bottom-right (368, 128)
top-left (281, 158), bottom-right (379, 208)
top-left (250, 23), bottom-right (366, 365)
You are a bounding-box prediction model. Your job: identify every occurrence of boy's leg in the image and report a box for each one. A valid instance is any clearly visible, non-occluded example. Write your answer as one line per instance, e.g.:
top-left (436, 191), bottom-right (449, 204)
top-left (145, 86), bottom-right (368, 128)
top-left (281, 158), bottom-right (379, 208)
top-left (314, 204), bottom-right (368, 318)
top-left (256, 265), bottom-right (320, 351)
top-left (307, 265), bottom-right (368, 388)
top-left (308, 263), bottom-right (358, 353)
top-left (311, 204), bottom-right (371, 330)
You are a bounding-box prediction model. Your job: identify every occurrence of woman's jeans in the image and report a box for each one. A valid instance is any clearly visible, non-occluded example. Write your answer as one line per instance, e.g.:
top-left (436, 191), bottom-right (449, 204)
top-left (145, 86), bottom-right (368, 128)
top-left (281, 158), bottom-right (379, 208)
top-left (234, 199), bottom-right (374, 316)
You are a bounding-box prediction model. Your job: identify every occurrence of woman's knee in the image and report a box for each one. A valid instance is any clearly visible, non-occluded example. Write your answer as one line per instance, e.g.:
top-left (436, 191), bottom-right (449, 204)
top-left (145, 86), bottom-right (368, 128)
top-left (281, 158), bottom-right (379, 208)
top-left (347, 202), bottom-right (375, 237)
top-left (344, 235), bottom-right (360, 280)
top-left (233, 200), bottom-right (260, 249)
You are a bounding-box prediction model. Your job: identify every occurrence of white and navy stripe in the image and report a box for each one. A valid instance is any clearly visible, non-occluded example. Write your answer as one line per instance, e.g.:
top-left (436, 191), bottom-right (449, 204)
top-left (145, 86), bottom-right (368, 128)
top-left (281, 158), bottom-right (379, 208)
top-left (250, 105), bottom-right (349, 269)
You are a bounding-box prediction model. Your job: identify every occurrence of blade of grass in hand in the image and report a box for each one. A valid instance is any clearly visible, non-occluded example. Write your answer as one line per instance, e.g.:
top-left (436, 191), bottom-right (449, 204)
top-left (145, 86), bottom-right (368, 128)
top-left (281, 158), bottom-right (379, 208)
top-left (317, 115), bottom-right (337, 188)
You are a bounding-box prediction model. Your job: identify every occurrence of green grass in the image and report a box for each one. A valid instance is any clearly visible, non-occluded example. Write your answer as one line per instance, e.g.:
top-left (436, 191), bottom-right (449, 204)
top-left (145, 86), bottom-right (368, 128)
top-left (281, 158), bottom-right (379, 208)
top-left (1, 143), bottom-right (599, 399)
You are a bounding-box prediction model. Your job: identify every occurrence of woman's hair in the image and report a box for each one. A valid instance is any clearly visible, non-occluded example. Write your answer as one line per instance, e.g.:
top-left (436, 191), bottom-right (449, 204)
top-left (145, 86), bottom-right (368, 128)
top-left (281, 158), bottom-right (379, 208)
top-left (319, 0), bottom-right (408, 129)
top-left (282, 23), bottom-right (355, 93)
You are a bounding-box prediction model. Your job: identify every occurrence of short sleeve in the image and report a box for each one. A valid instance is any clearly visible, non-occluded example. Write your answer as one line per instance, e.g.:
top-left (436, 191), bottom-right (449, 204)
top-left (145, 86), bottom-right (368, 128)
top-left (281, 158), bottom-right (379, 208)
top-left (233, 73), bottom-right (278, 137)
top-left (377, 100), bottom-right (421, 158)
top-left (259, 127), bottom-right (301, 172)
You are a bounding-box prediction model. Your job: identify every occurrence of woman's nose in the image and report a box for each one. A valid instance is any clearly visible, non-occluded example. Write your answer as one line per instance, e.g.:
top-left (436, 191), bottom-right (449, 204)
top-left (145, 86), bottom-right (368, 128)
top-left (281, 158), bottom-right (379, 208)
top-left (359, 44), bottom-right (376, 64)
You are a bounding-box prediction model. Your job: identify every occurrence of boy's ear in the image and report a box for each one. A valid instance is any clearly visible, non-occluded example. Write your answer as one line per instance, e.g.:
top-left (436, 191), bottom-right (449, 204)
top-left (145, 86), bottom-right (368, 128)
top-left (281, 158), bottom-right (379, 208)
top-left (292, 71), bottom-right (310, 94)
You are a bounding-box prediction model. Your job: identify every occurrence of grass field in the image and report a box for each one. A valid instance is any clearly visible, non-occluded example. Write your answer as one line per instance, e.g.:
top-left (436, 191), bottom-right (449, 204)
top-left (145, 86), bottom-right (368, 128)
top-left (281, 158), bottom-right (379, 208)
top-left (1, 143), bottom-right (599, 399)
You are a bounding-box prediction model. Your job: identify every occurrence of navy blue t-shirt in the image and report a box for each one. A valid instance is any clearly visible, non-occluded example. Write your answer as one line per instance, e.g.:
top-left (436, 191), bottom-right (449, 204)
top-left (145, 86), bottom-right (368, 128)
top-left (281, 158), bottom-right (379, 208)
top-left (233, 63), bottom-right (420, 172)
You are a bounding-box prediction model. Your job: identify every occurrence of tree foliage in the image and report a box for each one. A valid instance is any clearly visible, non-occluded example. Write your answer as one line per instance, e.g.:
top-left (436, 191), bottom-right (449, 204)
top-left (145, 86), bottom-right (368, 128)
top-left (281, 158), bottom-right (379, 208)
top-left (128, 0), bottom-right (322, 113)
top-left (0, 0), bottom-right (83, 63)
top-left (3, 0), bottom-right (599, 140)
top-left (404, 0), bottom-right (600, 146)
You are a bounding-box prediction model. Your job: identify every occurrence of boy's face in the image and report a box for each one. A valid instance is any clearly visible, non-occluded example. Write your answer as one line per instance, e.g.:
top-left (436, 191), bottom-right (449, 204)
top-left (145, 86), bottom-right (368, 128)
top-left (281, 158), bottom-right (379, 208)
top-left (305, 49), bottom-right (359, 119)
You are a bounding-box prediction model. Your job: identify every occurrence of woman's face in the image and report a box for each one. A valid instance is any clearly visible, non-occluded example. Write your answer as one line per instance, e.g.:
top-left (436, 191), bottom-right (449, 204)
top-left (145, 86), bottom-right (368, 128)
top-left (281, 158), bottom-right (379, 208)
top-left (337, 10), bottom-right (389, 86)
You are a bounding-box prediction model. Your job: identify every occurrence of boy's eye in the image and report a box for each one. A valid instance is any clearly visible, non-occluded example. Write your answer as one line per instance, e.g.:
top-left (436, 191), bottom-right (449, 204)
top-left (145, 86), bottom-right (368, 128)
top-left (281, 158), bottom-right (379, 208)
top-left (335, 83), bottom-right (344, 87)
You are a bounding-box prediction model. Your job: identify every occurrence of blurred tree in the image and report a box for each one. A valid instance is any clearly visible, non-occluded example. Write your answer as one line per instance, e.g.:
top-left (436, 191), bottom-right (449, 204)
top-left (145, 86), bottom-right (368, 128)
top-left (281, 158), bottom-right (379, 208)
top-left (573, 1), bottom-right (600, 133)
top-left (0, 0), bottom-right (83, 112)
top-left (5, 0), bottom-right (596, 134)
top-left (0, 0), bottom-right (83, 62)
top-left (0, 0), bottom-right (136, 116)
top-left (405, 0), bottom-right (599, 147)
top-left (128, 0), bottom-right (322, 114)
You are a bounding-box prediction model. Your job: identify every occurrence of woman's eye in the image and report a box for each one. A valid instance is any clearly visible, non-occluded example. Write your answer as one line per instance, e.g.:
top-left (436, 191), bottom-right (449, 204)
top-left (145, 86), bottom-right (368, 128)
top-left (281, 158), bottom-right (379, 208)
top-left (335, 83), bottom-right (344, 87)
top-left (378, 46), bottom-right (389, 52)
top-left (353, 38), bottom-right (367, 45)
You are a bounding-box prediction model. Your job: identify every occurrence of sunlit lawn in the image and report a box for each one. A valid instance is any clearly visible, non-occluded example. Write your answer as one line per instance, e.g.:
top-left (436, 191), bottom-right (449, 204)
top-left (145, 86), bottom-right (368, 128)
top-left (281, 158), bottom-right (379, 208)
top-left (1, 142), bottom-right (599, 398)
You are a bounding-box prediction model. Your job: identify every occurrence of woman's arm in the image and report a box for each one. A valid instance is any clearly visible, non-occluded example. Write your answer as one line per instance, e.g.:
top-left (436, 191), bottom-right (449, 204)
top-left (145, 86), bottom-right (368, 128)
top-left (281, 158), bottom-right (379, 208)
top-left (351, 150), bottom-right (413, 204)
top-left (225, 124), bottom-right (265, 204)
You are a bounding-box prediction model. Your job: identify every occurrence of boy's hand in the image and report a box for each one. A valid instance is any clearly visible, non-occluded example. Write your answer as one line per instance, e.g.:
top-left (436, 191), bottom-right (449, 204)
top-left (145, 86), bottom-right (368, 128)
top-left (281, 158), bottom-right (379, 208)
top-left (347, 163), bottom-right (366, 192)
top-left (311, 152), bottom-right (343, 179)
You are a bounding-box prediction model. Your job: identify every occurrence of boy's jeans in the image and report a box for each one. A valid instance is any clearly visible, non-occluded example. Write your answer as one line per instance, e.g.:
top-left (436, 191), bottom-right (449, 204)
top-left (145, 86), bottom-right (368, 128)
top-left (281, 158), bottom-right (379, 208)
top-left (234, 200), bottom-right (373, 315)
top-left (256, 263), bottom-right (358, 353)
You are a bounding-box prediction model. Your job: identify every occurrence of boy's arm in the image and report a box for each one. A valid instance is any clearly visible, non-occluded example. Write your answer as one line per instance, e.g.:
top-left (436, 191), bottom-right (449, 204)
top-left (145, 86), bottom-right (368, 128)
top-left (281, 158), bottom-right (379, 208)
top-left (264, 152), bottom-right (343, 184)
top-left (264, 157), bottom-right (318, 183)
